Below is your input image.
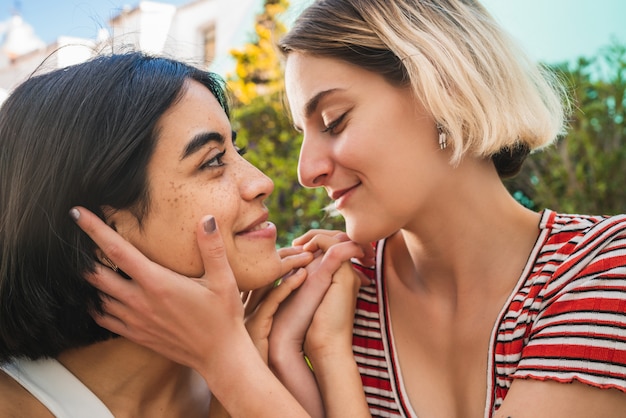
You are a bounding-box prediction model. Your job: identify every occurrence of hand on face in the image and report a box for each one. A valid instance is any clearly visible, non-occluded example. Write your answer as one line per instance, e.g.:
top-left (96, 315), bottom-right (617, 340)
top-left (72, 206), bottom-right (258, 376)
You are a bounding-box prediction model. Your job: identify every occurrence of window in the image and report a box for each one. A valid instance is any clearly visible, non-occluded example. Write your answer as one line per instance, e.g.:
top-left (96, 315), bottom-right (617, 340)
top-left (202, 22), bottom-right (216, 66)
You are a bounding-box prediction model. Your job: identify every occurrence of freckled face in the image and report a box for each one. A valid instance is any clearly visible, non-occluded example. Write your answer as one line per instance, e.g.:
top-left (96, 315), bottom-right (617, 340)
top-left (114, 80), bottom-right (280, 291)
top-left (285, 53), bottom-right (449, 244)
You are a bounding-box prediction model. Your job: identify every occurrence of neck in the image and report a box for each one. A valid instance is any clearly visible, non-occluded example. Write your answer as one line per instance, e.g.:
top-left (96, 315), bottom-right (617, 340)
top-left (57, 338), bottom-right (210, 417)
top-left (389, 157), bottom-right (541, 299)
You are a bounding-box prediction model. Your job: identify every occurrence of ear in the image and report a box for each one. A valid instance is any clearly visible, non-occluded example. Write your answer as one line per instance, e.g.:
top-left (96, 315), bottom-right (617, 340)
top-left (100, 205), bottom-right (119, 230)
top-left (95, 205), bottom-right (137, 280)
top-left (100, 205), bottom-right (141, 241)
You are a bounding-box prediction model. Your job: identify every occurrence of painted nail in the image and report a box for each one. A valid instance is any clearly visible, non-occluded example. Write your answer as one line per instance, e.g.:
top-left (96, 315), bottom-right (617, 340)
top-left (69, 207), bottom-right (80, 221)
top-left (203, 216), bottom-right (216, 234)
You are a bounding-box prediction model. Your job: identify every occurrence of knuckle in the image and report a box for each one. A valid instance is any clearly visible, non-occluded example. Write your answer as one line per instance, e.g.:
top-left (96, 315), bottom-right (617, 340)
top-left (204, 243), bottom-right (226, 259)
top-left (101, 242), bottom-right (124, 263)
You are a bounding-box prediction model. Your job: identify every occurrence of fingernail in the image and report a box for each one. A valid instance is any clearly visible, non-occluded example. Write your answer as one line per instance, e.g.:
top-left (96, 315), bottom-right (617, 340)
top-left (69, 207), bottom-right (80, 221)
top-left (203, 216), bottom-right (216, 234)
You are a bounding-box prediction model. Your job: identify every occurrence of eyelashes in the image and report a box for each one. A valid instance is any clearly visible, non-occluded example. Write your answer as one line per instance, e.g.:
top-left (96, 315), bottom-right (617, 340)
top-left (322, 113), bottom-right (347, 135)
top-left (200, 149), bottom-right (226, 170)
top-left (199, 132), bottom-right (247, 170)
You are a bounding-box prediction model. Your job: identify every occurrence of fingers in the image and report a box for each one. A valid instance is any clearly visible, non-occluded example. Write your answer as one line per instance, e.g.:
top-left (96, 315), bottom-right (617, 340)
top-left (355, 269), bottom-right (371, 287)
top-left (301, 233), bottom-right (342, 253)
top-left (245, 268), bottom-right (307, 335)
top-left (278, 247), bottom-right (314, 278)
top-left (244, 269), bottom-right (308, 363)
top-left (83, 262), bottom-right (138, 304)
top-left (300, 230), bottom-right (375, 269)
top-left (70, 206), bottom-right (164, 286)
top-left (292, 228), bottom-right (376, 267)
top-left (272, 241), bottom-right (356, 333)
top-left (292, 229), bottom-right (348, 246)
top-left (90, 310), bottom-right (128, 337)
top-left (243, 282), bottom-right (274, 317)
top-left (277, 246), bottom-right (306, 257)
top-left (195, 215), bottom-right (240, 295)
top-left (89, 291), bottom-right (141, 338)
top-left (357, 242), bottom-right (376, 267)
top-left (304, 235), bottom-right (365, 263)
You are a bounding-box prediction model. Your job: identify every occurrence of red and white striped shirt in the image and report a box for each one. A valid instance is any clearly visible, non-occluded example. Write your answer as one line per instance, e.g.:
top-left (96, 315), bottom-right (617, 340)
top-left (351, 209), bottom-right (626, 418)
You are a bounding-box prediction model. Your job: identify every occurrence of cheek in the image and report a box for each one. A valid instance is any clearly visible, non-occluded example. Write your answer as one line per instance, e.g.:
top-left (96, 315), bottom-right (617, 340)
top-left (163, 182), bottom-right (199, 237)
top-left (139, 183), bottom-right (205, 276)
top-left (228, 248), bottom-right (283, 292)
top-left (335, 131), bottom-right (370, 165)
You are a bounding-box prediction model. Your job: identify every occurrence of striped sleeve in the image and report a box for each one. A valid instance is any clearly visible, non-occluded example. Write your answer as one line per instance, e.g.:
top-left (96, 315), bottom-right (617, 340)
top-left (512, 215), bottom-right (626, 391)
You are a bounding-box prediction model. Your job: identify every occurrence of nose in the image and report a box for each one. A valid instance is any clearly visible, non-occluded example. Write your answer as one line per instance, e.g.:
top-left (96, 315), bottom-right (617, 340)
top-left (297, 132), bottom-right (332, 188)
top-left (240, 158), bottom-right (274, 201)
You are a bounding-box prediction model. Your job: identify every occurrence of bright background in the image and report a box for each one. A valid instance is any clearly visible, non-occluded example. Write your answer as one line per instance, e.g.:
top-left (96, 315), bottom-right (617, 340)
top-left (1, 0), bottom-right (625, 64)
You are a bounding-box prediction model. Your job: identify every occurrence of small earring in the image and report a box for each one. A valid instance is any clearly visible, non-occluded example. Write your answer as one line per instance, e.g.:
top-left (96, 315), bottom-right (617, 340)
top-left (100, 255), bottom-right (119, 272)
top-left (437, 124), bottom-right (447, 150)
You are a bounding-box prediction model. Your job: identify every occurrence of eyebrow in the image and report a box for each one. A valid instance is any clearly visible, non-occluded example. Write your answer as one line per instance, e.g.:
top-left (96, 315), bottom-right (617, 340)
top-left (293, 88), bottom-right (341, 132)
top-left (180, 132), bottom-right (225, 160)
top-left (305, 88), bottom-right (340, 119)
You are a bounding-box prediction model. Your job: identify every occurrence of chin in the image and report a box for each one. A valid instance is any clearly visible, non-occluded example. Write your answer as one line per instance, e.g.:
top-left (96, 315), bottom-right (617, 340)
top-left (345, 222), bottom-right (371, 244)
top-left (235, 261), bottom-right (282, 292)
top-left (346, 222), bottom-right (389, 245)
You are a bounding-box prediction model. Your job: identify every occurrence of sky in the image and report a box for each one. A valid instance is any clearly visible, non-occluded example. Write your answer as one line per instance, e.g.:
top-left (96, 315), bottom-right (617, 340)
top-left (1, 0), bottom-right (626, 65)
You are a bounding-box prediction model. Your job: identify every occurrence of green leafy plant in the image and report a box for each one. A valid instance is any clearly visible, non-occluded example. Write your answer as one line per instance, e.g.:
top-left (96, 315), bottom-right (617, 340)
top-left (227, 0), bottom-right (344, 246)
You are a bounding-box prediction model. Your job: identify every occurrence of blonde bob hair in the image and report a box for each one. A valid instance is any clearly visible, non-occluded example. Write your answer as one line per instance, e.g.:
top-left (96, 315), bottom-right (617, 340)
top-left (279, 0), bottom-right (570, 177)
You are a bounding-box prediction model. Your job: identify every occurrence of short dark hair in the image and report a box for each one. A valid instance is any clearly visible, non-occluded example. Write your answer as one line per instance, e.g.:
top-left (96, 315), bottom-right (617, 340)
top-left (0, 51), bottom-right (229, 362)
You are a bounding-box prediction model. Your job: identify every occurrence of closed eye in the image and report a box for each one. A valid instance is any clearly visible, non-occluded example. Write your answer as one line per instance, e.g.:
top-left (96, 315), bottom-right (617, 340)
top-left (322, 113), bottom-right (347, 135)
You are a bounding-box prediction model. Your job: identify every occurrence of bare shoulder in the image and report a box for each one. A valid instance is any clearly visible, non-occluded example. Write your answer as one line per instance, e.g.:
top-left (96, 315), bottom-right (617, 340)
top-left (0, 369), bottom-right (54, 417)
top-left (495, 378), bottom-right (626, 418)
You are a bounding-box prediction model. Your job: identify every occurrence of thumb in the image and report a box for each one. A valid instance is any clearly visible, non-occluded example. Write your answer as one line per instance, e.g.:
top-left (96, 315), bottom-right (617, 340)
top-left (197, 215), bottom-right (238, 293)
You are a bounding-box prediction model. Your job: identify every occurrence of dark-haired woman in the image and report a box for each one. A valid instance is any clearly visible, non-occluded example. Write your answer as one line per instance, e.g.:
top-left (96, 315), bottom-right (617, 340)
top-left (0, 51), bottom-right (366, 417)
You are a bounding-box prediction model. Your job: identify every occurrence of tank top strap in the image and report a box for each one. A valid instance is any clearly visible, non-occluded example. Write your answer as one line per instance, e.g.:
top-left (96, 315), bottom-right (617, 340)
top-left (1, 357), bottom-right (114, 418)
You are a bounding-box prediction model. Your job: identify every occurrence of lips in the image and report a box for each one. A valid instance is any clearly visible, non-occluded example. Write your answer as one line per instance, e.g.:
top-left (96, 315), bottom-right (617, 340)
top-left (244, 221), bottom-right (270, 232)
top-left (237, 212), bottom-right (270, 234)
top-left (329, 183), bottom-right (360, 210)
top-left (329, 183), bottom-right (359, 201)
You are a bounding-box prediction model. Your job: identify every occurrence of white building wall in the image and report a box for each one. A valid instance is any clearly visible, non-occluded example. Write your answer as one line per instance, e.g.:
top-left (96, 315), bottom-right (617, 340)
top-left (211, 0), bottom-right (263, 75)
top-left (109, 1), bottom-right (177, 54)
top-left (0, 0), bottom-right (264, 101)
top-left (163, 0), bottom-right (220, 64)
top-left (100, 0), bottom-right (262, 71)
top-left (0, 37), bottom-right (94, 94)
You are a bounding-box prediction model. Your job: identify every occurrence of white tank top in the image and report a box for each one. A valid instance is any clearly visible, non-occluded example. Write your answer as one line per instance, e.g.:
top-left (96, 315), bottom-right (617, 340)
top-left (1, 357), bottom-right (114, 418)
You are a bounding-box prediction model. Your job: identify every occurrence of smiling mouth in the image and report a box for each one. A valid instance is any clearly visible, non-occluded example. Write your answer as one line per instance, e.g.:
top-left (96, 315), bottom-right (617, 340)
top-left (330, 183), bottom-right (360, 201)
top-left (244, 221), bottom-right (270, 233)
top-left (237, 220), bottom-right (272, 235)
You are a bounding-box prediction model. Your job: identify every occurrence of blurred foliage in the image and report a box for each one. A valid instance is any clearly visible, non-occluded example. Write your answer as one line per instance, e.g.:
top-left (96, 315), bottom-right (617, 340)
top-left (227, 0), bottom-right (344, 246)
top-left (505, 41), bottom-right (626, 215)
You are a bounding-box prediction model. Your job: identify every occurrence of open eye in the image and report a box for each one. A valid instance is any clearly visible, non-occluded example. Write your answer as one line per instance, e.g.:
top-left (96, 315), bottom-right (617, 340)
top-left (200, 150), bottom-right (226, 170)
